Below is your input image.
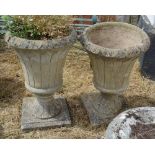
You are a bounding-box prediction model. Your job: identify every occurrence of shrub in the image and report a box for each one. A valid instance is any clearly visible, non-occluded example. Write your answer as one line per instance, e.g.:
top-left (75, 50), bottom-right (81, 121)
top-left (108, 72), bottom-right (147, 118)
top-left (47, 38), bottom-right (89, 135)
top-left (3, 15), bottom-right (72, 40)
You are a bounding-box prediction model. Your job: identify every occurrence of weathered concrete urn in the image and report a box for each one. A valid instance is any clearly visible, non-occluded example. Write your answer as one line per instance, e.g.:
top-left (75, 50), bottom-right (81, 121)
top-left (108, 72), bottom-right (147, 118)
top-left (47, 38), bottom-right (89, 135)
top-left (105, 107), bottom-right (155, 139)
top-left (5, 29), bottom-right (77, 130)
top-left (80, 22), bottom-right (150, 126)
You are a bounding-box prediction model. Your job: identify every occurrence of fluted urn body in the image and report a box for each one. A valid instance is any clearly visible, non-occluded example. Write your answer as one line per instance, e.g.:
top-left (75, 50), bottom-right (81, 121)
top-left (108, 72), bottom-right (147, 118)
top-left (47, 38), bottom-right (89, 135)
top-left (81, 22), bottom-right (150, 126)
top-left (5, 29), bottom-right (77, 129)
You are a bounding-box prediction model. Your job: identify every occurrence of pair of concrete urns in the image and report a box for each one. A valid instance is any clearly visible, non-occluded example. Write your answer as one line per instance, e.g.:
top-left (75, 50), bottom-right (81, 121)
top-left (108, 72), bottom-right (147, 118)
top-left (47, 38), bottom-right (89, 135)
top-left (5, 22), bottom-right (150, 134)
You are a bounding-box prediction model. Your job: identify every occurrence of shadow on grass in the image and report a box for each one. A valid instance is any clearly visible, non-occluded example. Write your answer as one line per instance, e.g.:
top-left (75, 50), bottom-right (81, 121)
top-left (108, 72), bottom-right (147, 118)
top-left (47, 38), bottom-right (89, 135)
top-left (124, 95), bottom-right (155, 109)
top-left (0, 125), bottom-right (4, 139)
top-left (68, 92), bottom-right (155, 128)
top-left (0, 77), bottom-right (25, 108)
top-left (66, 94), bottom-right (90, 128)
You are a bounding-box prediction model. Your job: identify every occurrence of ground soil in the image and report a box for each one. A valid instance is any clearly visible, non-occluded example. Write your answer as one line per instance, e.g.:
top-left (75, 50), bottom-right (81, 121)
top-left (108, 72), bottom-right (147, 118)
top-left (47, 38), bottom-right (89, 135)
top-left (1, 42), bottom-right (155, 139)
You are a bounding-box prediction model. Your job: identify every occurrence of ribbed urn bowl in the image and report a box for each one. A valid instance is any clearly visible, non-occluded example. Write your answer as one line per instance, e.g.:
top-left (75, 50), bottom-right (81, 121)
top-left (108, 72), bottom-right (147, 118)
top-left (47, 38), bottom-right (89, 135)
top-left (5, 29), bottom-right (77, 130)
top-left (80, 22), bottom-right (150, 126)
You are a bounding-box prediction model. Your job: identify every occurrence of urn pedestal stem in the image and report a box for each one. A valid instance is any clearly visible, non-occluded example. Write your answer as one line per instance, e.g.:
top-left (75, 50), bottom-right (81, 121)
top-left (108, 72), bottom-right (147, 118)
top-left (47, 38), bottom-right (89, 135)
top-left (81, 92), bottom-right (123, 125)
top-left (33, 94), bottom-right (62, 119)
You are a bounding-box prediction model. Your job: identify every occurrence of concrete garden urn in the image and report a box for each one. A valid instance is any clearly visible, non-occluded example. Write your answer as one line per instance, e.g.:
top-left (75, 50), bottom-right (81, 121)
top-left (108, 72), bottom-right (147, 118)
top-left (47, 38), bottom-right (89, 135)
top-left (5, 29), bottom-right (77, 130)
top-left (105, 107), bottom-right (155, 139)
top-left (80, 22), bottom-right (150, 126)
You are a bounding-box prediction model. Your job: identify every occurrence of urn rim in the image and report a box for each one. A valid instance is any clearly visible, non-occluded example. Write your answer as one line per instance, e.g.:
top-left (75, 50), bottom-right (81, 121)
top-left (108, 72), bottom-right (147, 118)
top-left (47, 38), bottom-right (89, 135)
top-left (105, 107), bottom-right (155, 139)
top-left (81, 22), bottom-right (150, 58)
top-left (5, 28), bottom-right (77, 50)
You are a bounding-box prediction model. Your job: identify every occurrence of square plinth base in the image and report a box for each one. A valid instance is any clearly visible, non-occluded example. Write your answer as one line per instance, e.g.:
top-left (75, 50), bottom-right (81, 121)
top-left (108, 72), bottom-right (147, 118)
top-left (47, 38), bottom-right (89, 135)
top-left (81, 93), bottom-right (116, 126)
top-left (21, 97), bottom-right (71, 130)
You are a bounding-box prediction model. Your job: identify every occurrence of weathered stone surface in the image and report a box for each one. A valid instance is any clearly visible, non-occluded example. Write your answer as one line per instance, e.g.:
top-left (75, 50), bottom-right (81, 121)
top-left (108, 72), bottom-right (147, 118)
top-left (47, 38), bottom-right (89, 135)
top-left (89, 53), bottom-right (137, 94)
top-left (80, 22), bottom-right (150, 126)
top-left (21, 97), bottom-right (71, 130)
top-left (5, 29), bottom-right (77, 93)
top-left (5, 28), bottom-right (77, 50)
top-left (81, 22), bottom-right (150, 58)
top-left (5, 29), bottom-right (77, 129)
top-left (104, 107), bottom-right (155, 139)
top-left (81, 92), bottom-right (123, 126)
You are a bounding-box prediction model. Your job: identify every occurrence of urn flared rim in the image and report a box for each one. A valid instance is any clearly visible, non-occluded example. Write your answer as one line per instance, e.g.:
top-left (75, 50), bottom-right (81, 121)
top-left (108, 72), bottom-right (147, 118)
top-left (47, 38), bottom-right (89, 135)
top-left (105, 107), bottom-right (155, 139)
top-left (5, 28), bottom-right (77, 50)
top-left (81, 22), bottom-right (150, 58)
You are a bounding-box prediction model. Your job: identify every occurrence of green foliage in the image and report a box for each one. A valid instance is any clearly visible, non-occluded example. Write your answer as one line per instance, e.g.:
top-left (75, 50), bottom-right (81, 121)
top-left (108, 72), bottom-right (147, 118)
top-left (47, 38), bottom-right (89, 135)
top-left (3, 15), bottom-right (72, 40)
top-left (0, 16), bottom-right (8, 37)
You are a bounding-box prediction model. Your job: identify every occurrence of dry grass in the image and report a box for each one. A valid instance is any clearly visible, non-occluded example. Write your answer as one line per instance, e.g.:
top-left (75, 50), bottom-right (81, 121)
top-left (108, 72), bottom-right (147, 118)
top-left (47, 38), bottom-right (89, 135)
top-left (0, 43), bottom-right (155, 139)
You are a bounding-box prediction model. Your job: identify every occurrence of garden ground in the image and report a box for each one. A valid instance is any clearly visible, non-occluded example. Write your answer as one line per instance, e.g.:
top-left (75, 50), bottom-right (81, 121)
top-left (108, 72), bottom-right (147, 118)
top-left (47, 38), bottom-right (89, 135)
top-left (1, 43), bottom-right (155, 138)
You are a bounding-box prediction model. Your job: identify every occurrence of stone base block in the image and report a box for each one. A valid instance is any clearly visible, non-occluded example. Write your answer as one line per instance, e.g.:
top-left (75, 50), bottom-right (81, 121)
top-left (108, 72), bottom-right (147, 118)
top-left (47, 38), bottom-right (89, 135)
top-left (21, 97), bottom-right (71, 130)
top-left (81, 92), bottom-right (123, 126)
